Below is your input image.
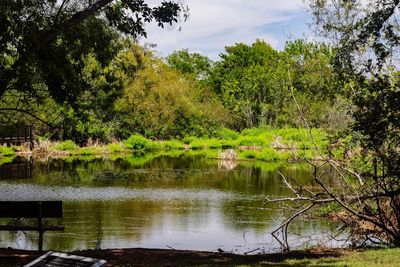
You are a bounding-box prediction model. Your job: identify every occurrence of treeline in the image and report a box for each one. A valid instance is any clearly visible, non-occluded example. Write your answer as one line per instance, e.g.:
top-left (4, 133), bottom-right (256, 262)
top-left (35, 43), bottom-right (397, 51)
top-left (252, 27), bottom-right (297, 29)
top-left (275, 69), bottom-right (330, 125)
top-left (0, 38), bottom-right (352, 144)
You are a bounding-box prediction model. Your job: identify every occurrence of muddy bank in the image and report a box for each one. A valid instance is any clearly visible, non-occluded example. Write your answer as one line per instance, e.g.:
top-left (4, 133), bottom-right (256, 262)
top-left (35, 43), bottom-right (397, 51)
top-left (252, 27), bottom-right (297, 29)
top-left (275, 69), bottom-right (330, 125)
top-left (0, 247), bottom-right (348, 266)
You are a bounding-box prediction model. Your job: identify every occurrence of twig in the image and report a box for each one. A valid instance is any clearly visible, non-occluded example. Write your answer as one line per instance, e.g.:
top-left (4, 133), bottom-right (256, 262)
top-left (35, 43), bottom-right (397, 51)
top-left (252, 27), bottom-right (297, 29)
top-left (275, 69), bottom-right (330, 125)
top-left (244, 248), bottom-right (260, 255)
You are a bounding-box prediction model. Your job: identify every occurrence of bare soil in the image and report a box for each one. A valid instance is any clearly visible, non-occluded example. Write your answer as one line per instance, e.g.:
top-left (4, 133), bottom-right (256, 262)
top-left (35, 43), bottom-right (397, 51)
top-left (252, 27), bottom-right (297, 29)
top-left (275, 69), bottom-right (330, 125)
top-left (0, 247), bottom-right (349, 266)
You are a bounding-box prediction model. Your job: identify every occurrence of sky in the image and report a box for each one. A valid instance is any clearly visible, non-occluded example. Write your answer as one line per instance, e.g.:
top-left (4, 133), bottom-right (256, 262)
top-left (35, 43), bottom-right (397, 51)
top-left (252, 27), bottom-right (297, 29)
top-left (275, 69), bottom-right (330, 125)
top-left (142, 0), bottom-right (311, 60)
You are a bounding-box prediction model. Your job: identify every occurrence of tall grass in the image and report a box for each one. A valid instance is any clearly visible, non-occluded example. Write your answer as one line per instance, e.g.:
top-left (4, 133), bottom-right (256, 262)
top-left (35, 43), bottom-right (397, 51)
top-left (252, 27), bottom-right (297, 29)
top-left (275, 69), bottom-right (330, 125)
top-left (32, 127), bottom-right (331, 162)
top-left (160, 140), bottom-right (185, 150)
top-left (124, 134), bottom-right (159, 151)
top-left (54, 140), bottom-right (77, 151)
top-left (0, 146), bottom-right (15, 156)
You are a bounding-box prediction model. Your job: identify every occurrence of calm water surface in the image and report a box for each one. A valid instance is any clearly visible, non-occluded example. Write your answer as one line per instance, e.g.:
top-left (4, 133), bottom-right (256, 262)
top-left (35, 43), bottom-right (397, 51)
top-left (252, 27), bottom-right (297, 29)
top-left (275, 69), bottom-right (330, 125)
top-left (0, 154), bottom-right (340, 253)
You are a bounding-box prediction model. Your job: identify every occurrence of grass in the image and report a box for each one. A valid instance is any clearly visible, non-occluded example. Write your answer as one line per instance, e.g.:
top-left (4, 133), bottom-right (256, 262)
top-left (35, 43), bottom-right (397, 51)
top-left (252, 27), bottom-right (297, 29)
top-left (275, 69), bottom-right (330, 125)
top-left (262, 248), bottom-right (400, 267)
top-left (73, 146), bottom-right (107, 155)
top-left (107, 143), bottom-right (124, 153)
top-left (54, 140), bottom-right (77, 151)
top-left (0, 156), bottom-right (15, 165)
top-left (124, 134), bottom-right (159, 150)
top-left (32, 127), bottom-right (332, 162)
top-left (160, 139), bottom-right (185, 150)
top-left (0, 146), bottom-right (15, 156)
top-left (189, 138), bottom-right (225, 149)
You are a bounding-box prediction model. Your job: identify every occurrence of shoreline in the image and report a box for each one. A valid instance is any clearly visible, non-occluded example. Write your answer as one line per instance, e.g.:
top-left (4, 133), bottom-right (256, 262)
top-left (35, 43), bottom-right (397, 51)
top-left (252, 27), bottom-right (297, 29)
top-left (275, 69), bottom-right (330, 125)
top-left (0, 247), bottom-right (349, 266)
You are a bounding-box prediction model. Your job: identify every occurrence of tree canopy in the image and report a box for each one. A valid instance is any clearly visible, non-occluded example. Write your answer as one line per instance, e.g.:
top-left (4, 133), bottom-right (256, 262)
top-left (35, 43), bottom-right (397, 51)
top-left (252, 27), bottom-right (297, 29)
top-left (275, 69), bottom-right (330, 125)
top-left (0, 0), bottom-right (185, 105)
top-left (307, 0), bottom-right (400, 247)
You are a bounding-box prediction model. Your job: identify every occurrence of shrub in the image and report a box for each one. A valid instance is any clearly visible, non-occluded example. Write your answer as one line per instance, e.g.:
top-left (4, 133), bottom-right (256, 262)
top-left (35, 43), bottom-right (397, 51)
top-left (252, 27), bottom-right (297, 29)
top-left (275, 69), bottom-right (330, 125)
top-left (256, 148), bottom-right (294, 161)
top-left (55, 140), bottom-right (77, 151)
top-left (0, 146), bottom-right (15, 156)
top-left (241, 150), bottom-right (257, 159)
top-left (0, 156), bottom-right (14, 165)
top-left (215, 128), bottom-right (239, 140)
top-left (76, 147), bottom-right (106, 155)
top-left (124, 134), bottom-right (157, 150)
top-left (220, 139), bottom-right (236, 148)
top-left (161, 140), bottom-right (185, 150)
top-left (107, 143), bottom-right (124, 153)
top-left (189, 138), bottom-right (222, 149)
top-left (207, 138), bottom-right (223, 149)
top-left (182, 136), bottom-right (197, 144)
top-left (236, 136), bottom-right (266, 146)
top-left (240, 126), bottom-right (271, 136)
top-left (189, 139), bottom-right (207, 149)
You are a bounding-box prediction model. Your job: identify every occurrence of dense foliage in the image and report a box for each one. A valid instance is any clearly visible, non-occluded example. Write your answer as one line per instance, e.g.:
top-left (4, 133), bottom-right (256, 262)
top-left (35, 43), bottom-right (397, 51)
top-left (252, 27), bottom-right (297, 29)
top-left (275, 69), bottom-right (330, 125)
top-left (0, 2), bottom-right (353, 145)
top-left (302, 0), bottom-right (400, 247)
top-left (0, 36), bottom-right (351, 143)
top-left (5, 0), bottom-right (400, 251)
top-left (0, 0), bottom-right (184, 133)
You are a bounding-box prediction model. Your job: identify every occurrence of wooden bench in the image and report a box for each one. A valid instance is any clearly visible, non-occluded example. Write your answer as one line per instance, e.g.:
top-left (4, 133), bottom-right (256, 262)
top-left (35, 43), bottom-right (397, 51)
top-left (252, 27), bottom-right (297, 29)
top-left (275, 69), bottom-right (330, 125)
top-left (0, 201), bottom-right (64, 252)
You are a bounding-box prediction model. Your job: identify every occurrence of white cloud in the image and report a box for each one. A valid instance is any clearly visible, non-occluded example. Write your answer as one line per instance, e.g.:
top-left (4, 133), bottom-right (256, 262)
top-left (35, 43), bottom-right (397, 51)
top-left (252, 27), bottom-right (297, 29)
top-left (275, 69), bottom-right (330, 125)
top-left (141, 0), bottom-right (306, 60)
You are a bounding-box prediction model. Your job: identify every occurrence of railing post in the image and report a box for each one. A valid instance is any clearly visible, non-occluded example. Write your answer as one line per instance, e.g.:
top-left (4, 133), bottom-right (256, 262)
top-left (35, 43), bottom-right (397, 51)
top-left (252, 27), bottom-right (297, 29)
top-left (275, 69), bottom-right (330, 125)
top-left (17, 126), bottom-right (20, 146)
top-left (30, 126), bottom-right (34, 150)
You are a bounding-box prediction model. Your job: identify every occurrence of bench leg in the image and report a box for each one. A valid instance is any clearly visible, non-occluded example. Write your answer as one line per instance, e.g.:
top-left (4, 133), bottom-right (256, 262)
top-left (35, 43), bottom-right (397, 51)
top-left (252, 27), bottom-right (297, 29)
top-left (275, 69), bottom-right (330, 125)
top-left (39, 230), bottom-right (43, 252)
top-left (38, 202), bottom-right (43, 252)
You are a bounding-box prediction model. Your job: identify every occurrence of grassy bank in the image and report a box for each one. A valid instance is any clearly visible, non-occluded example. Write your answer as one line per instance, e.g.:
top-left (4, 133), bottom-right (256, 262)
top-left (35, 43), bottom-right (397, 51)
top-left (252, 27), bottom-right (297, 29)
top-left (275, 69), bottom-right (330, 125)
top-left (0, 127), bottom-right (332, 164)
top-left (265, 248), bottom-right (400, 266)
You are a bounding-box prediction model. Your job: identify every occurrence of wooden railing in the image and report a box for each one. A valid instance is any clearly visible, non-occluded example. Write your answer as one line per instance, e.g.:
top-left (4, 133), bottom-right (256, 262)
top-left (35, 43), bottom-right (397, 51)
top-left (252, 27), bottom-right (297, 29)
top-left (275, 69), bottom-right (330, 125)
top-left (0, 125), bottom-right (34, 149)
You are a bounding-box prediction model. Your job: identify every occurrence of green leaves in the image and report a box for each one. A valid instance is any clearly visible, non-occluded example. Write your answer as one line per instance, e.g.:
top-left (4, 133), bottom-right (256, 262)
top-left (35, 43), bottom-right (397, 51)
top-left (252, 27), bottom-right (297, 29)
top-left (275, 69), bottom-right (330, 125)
top-left (207, 39), bottom-right (339, 130)
top-left (0, 0), bottom-right (183, 105)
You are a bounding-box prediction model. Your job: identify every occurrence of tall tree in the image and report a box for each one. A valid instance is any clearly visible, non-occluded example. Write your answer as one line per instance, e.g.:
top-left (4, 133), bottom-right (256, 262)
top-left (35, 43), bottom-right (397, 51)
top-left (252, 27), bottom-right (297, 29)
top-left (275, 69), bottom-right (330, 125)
top-left (209, 40), bottom-right (283, 129)
top-left (278, 0), bottom-right (400, 247)
top-left (115, 49), bottom-right (228, 139)
top-left (0, 0), bottom-right (186, 107)
top-left (167, 49), bottom-right (212, 79)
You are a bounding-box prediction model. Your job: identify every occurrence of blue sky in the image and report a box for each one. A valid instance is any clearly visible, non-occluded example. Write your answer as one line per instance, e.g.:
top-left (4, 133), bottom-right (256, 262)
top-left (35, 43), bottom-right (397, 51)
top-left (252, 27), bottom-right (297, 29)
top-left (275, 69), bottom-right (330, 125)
top-left (143, 0), bottom-right (311, 60)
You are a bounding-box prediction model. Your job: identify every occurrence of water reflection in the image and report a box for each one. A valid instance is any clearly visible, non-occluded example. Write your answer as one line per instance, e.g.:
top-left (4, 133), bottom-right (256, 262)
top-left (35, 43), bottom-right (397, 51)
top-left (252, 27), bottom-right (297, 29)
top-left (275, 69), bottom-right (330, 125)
top-left (0, 155), bottom-right (340, 252)
top-left (0, 157), bottom-right (32, 180)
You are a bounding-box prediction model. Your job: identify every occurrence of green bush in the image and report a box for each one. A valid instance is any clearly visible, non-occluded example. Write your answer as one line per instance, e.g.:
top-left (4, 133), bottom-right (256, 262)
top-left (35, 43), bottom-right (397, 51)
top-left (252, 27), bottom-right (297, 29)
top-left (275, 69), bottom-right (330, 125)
top-left (215, 128), bottom-right (239, 140)
top-left (241, 150), bottom-right (257, 159)
top-left (182, 136), bottom-right (197, 144)
top-left (257, 148), bottom-right (281, 161)
top-left (0, 146), bottom-right (15, 156)
top-left (76, 147), bottom-right (106, 155)
top-left (188, 139), bottom-right (204, 149)
top-left (220, 139), bottom-right (236, 148)
top-left (274, 128), bottom-right (328, 149)
top-left (207, 138), bottom-right (223, 149)
top-left (240, 126), bottom-right (271, 137)
top-left (161, 140), bottom-right (185, 150)
top-left (124, 134), bottom-right (158, 151)
top-left (107, 143), bottom-right (124, 153)
top-left (189, 138), bottom-right (223, 149)
top-left (0, 156), bottom-right (14, 165)
top-left (236, 136), bottom-right (266, 146)
top-left (55, 140), bottom-right (77, 151)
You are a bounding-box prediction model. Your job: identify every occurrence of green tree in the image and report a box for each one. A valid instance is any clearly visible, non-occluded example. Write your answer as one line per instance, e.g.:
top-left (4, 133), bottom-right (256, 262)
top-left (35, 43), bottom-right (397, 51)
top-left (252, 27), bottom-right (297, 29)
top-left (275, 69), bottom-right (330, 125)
top-left (167, 49), bottom-right (212, 79)
top-left (208, 39), bottom-right (340, 130)
top-left (115, 49), bottom-right (229, 139)
top-left (53, 40), bottom-right (147, 143)
top-left (0, 0), bottom-right (185, 110)
top-left (209, 40), bottom-right (283, 129)
top-left (281, 39), bottom-right (345, 129)
top-left (276, 0), bottom-right (400, 247)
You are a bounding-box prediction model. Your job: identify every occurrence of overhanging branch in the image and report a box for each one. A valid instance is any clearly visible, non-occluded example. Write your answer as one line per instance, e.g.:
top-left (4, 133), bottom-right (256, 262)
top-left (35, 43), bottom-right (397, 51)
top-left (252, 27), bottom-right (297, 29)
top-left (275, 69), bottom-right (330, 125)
top-left (0, 108), bottom-right (55, 129)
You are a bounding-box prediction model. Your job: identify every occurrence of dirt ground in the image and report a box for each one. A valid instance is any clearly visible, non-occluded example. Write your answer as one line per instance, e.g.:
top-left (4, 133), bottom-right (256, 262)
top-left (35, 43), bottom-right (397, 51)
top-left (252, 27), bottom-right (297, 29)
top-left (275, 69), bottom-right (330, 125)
top-left (0, 247), bottom-right (348, 266)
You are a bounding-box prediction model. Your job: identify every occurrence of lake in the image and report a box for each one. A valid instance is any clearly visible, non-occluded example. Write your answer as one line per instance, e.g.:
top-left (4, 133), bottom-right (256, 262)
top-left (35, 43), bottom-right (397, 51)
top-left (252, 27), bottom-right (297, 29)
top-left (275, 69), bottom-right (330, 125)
top-left (0, 153), bottom-right (341, 253)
